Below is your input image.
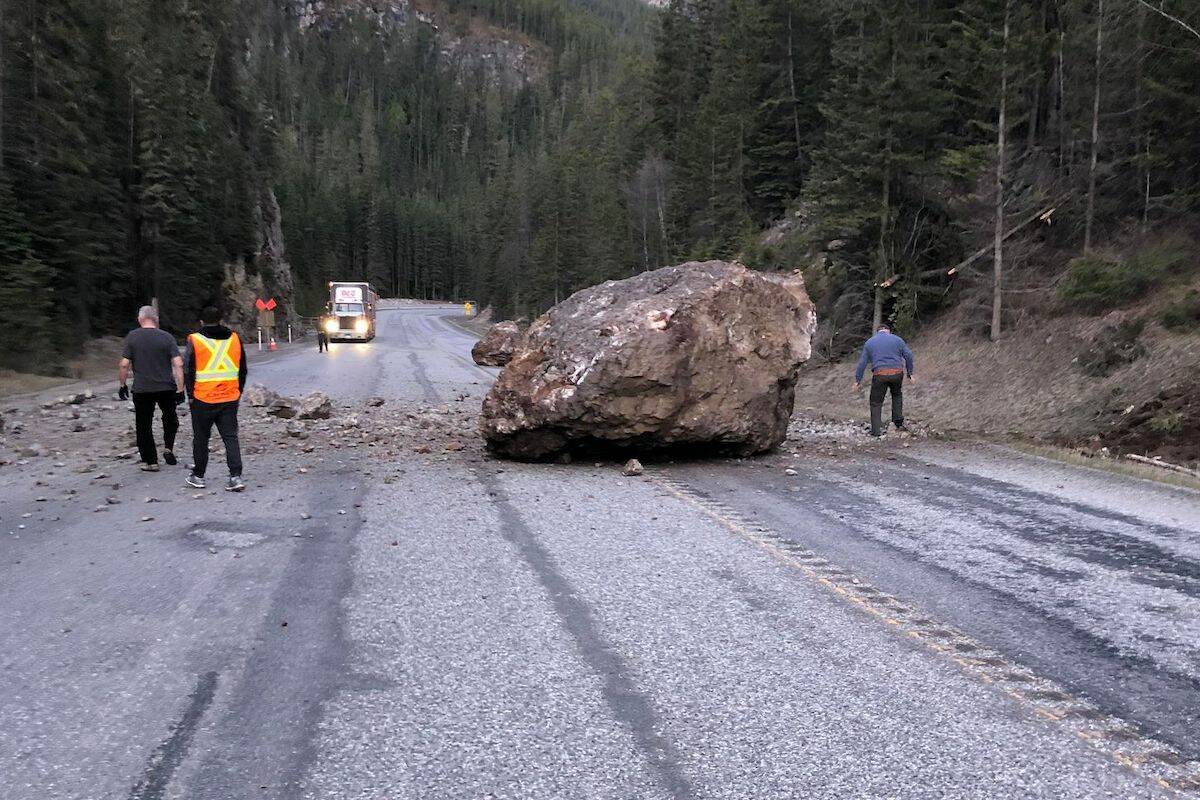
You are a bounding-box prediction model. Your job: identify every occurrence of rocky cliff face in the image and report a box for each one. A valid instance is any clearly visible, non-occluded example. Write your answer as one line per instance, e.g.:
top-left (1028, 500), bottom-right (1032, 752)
top-left (286, 0), bottom-right (547, 88)
top-left (223, 188), bottom-right (299, 335)
top-left (292, 0), bottom-right (412, 32)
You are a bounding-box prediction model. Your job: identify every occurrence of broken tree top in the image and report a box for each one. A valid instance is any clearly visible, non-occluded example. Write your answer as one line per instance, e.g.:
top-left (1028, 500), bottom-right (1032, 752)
top-left (480, 260), bottom-right (817, 461)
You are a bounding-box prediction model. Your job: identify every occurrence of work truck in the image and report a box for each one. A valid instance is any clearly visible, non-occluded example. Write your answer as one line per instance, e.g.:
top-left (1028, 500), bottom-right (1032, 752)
top-left (324, 281), bottom-right (378, 342)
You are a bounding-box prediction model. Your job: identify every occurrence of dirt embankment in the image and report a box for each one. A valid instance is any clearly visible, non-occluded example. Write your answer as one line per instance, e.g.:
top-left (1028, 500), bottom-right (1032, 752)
top-left (794, 301), bottom-right (1200, 468)
top-left (0, 338), bottom-right (126, 399)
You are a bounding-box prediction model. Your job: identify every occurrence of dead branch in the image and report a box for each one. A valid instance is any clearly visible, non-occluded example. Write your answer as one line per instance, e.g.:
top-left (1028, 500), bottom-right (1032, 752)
top-left (1134, 1), bottom-right (1200, 43)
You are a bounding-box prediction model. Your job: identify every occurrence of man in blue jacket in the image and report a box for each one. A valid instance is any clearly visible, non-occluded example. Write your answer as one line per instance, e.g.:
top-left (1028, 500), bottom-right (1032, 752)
top-left (853, 324), bottom-right (916, 437)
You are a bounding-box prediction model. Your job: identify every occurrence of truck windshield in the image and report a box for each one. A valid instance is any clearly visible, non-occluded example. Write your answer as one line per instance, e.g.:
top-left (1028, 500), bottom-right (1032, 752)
top-left (334, 303), bottom-right (363, 313)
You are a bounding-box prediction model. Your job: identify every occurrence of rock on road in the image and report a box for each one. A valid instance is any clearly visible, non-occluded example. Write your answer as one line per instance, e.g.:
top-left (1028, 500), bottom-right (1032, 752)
top-left (0, 305), bottom-right (1197, 799)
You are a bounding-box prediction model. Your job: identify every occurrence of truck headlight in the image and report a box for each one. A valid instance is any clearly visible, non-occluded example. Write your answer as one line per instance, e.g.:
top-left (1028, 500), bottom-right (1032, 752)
top-left (324, 319), bottom-right (338, 334)
top-left (354, 318), bottom-right (368, 334)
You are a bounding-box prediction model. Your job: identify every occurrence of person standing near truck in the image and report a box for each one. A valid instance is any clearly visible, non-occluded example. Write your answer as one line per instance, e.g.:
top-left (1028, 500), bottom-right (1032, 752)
top-left (317, 305), bottom-right (330, 353)
top-left (118, 305), bottom-right (185, 471)
top-left (184, 306), bottom-right (248, 492)
top-left (852, 324), bottom-right (916, 437)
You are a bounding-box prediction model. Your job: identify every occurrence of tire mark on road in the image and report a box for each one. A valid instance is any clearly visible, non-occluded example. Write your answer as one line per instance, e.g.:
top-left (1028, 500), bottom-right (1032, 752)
top-left (475, 469), bottom-right (695, 800)
top-left (652, 472), bottom-right (1200, 796)
top-left (407, 351), bottom-right (442, 404)
top-left (128, 671), bottom-right (218, 800)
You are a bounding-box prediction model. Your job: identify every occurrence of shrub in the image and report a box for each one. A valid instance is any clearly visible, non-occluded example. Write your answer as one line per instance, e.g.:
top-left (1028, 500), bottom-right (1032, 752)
top-left (1160, 290), bottom-right (1200, 332)
top-left (1126, 242), bottom-right (1190, 283)
top-left (1077, 318), bottom-right (1146, 377)
top-left (1148, 411), bottom-right (1184, 435)
top-left (1059, 256), bottom-right (1152, 313)
top-left (1059, 243), bottom-right (1192, 314)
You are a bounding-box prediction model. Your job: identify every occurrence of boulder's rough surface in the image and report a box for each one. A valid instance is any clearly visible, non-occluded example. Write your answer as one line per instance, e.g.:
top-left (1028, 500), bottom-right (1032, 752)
top-left (243, 384), bottom-right (279, 408)
top-left (266, 398), bottom-right (297, 418)
top-left (480, 261), bottom-right (817, 460)
top-left (471, 321), bottom-right (524, 366)
top-left (298, 392), bottom-right (333, 420)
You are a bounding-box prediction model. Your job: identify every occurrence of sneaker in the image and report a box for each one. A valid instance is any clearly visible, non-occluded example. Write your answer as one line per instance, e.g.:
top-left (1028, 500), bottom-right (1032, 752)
top-left (185, 473), bottom-right (206, 489)
top-left (140, 463), bottom-right (160, 472)
top-left (226, 476), bottom-right (247, 493)
top-left (163, 450), bottom-right (178, 466)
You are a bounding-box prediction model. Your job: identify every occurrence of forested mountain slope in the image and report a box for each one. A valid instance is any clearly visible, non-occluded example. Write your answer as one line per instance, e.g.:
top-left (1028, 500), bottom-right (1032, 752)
top-left (0, 0), bottom-right (650, 367)
top-left (2, 0), bottom-right (1198, 383)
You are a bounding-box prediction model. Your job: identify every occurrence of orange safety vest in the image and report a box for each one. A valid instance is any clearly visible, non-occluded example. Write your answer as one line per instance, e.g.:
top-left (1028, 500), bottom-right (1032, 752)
top-left (190, 332), bottom-right (242, 404)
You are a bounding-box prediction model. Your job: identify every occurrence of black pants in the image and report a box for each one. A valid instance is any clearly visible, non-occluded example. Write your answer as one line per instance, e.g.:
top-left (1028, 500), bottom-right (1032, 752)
top-left (317, 332), bottom-right (328, 352)
top-left (869, 373), bottom-right (904, 436)
top-left (191, 400), bottom-right (242, 478)
top-left (133, 391), bottom-right (178, 464)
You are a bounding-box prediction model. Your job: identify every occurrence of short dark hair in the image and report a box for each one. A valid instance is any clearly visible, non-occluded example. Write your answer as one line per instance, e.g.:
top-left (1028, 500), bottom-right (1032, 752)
top-left (877, 324), bottom-right (891, 332)
top-left (200, 306), bottom-right (221, 323)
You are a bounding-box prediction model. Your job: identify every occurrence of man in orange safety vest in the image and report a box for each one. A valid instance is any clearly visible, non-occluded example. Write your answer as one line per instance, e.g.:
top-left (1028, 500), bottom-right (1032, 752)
top-left (183, 306), bottom-right (248, 492)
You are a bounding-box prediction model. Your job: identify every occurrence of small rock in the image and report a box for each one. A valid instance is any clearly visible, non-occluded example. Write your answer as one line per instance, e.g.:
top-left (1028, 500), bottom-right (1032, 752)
top-left (622, 458), bottom-right (645, 477)
top-left (784, 468), bottom-right (797, 476)
top-left (140, 515), bottom-right (154, 522)
top-left (366, 396), bottom-right (386, 407)
top-left (105, 497), bottom-right (121, 505)
top-left (243, 384), bottom-right (281, 408)
top-left (298, 392), bottom-right (333, 420)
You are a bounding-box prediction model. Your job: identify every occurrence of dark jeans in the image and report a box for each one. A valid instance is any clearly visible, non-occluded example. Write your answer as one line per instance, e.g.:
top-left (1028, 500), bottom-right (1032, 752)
top-left (317, 332), bottom-right (328, 352)
top-left (191, 400), bottom-right (242, 478)
top-left (869, 373), bottom-right (904, 436)
top-left (133, 390), bottom-right (178, 464)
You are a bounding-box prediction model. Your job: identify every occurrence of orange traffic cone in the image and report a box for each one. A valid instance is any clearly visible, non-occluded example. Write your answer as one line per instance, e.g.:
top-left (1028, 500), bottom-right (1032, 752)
top-left (269, 337), bottom-right (278, 351)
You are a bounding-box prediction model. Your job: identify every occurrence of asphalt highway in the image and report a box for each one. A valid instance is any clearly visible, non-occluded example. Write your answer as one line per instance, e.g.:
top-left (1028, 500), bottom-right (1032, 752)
top-left (1, 305), bottom-right (1196, 799)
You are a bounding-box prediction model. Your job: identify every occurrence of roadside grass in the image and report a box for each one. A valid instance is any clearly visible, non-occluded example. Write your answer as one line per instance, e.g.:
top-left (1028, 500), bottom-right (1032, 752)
top-left (0, 369), bottom-right (79, 399)
top-left (1007, 441), bottom-right (1200, 492)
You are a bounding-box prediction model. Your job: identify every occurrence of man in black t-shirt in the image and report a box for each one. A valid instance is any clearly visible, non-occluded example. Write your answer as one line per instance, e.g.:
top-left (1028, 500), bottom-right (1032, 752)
top-left (119, 305), bottom-right (185, 471)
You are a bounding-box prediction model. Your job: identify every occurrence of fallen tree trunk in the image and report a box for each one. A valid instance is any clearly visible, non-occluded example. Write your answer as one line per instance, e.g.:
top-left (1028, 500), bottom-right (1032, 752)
top-left (1124, 453), bottom-right (1200, 478)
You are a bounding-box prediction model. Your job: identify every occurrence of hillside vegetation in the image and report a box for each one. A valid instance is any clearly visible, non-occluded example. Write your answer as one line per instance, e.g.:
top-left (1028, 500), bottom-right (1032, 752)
top-left (1, 0), bottom-right (1198, 388)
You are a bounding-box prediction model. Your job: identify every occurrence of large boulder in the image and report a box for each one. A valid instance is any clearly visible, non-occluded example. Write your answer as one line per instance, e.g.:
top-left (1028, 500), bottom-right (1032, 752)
top-left (480, 261), bottom-right (817, 460)
top-left (471, 321), bottom-right (523, 366)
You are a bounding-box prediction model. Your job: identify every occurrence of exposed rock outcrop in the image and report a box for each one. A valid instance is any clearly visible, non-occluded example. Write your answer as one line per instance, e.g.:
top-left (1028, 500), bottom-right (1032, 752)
top-left (223, 188), bottom-right (298, 334)
top-left (480, 261), bottom-right (817, 461)
top-left (471, 321), bottom-right (524, 366)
